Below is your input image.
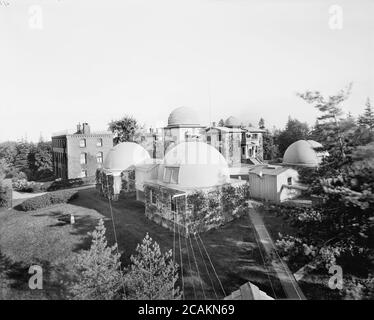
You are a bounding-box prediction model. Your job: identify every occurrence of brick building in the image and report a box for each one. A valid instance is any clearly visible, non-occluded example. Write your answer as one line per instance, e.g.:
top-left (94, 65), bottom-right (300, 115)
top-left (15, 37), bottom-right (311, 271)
top-left (52, 123), bottom-right (114, 179)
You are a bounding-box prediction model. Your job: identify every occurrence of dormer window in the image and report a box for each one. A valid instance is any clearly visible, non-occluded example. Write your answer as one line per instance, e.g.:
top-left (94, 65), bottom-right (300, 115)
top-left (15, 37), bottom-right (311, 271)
top-left (163, 167), bottom-right (179, 184)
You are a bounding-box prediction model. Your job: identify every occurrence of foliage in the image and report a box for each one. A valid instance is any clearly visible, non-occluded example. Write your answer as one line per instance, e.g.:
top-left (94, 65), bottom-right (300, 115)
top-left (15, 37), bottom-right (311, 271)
top-left (0, 140), bottom-right (54, 181)
top-left (218, 119), bottom-right (225, 127)
top-left (358, 98), bottom-right (374, 131)
top-left (272, 85), bottom-right (374, 288)
top-left (126, 233), bottom-right (181, 300)
top-left (0, 179), bottom-right (12, 208)
top-left (262, 129), bottom-right (278, 160)
top-left (258, 118), bottom-right (265, 129)
top-left (108, 115), bottom-right (143, 145)
top-left (19, 189), bottom-right (78, 211)
top-left (274, 116), bottom-right (310, 156)
top-left (69, 219), bottom-right (124, 300)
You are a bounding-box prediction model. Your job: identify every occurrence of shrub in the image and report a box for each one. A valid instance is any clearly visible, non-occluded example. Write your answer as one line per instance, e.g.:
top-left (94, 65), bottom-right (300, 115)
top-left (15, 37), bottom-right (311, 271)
top-left (46, 176), bottom-right (95, 191)
top-left (0, 179), bottom-right (12, 208)
top-left (19, 189), bottom-right (78, 211)
top-left (12, 179), bottom-right (44, 193)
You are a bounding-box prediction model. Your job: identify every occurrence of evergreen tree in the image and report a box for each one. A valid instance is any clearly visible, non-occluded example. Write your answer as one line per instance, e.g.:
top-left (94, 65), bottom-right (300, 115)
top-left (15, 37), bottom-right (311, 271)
top-left (70, 219), bottom-right (124, 300)
top-left (275, 116), bottom-right (310, 155)
top-left (358, 98), bottom-right (374, 130)
top-left (297, 83), bottom-right (352, 159)
top-left (218, 119), bottom-right (225, 127)
top-left (258, 118), bottom-right (265, 129)
top-left (126, 233), bottom-right (181, 300)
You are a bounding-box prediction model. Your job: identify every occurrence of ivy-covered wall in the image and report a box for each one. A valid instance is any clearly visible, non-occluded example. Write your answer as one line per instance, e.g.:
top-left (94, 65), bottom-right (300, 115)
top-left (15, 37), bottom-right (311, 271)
top-left (144, 182), bottom-right (250, 236)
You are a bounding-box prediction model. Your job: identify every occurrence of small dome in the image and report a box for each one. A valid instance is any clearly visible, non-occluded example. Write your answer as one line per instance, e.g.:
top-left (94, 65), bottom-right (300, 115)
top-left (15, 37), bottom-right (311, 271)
top-left (225, 116), bottom-right (241, 127)
top-left (167, 106), bottom-right (200, 126)
top-left (103, 142), bottom-right (150, 172)
top-left (160, 141), bottom-right (230, 188)
top-left (283, 140), bottom-right (324, 167)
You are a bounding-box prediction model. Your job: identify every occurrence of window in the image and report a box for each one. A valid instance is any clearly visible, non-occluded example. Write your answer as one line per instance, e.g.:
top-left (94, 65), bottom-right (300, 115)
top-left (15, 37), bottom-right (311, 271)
top-left (80, 152), bottom-right (87, 164)
top-left (96, 152), bottom-right (103, 164)
top-left (252, 134), bottom-right (258, 139)
top-left (287, 177), bottom-right (292, 185)
top-left (170, 196), bottom-right (177, 212)
top-left (96, 138), bottom-right (103, 147)
top-left (150, 190), bottom-right (157, 205)
top-left (81, 169), bottom-right (87, 178)
top-left (80, 139), bottom-right (86, 148)
top-left (163, 167), bottom-right (179, 184)
top-left (207, 136), bottom-right (211, 144)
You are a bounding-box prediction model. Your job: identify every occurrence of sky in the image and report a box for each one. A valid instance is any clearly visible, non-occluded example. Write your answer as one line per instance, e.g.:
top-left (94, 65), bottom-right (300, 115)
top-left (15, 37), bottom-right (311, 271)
top-left (0, 0), bottom-right (373, 142)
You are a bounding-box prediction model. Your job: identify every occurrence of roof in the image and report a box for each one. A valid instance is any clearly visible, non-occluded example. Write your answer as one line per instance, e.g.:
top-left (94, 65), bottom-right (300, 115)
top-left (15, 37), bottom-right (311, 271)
top-left (283, 140), bottom-right (324, 167)
top-left (167, 106), bottom-right (201, 127)
top-left (206, 126), bottom-right (245, 133)
top-left (224, 281), bottom-right (274, 300)
top-left (161, 141), bottom-right (231, 188)
top-left (103, 142), bottom-right (150, 172)
top-left (249, 164), bottom-right (292, 176)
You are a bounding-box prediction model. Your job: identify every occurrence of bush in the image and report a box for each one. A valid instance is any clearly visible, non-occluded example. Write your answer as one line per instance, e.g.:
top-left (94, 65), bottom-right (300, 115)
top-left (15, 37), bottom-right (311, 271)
top-left (19, 189), bottom-right (78, 211)
top-left (12, 179), bottom-right (44, 193)
top-left (0, 179), bottom-right (12, 208)
top-left (46, 176), bottom-right (95, 191)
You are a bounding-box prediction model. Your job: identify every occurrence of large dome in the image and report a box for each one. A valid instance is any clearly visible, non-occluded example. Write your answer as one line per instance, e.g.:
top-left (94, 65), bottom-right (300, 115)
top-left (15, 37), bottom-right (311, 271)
top-left (225, 116), bottom-right (241, 127)
top-left (167, 106), bottom-right (200, 127)
top-left (160, 141), bottom-right (230, 188)
top-left (103, 142), bottom-right (150, 172)
top-left (283, 140), bottom-right (324, 167)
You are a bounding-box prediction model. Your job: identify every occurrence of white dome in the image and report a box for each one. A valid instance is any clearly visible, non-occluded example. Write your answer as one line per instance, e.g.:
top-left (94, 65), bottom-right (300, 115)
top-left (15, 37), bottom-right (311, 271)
top-left (167, 106), bottom-right (200, 126)
top-left (160, 141), bottom-right (230, 188)
top-left (225, 116), bottom-right (241, 127)
top-left (283, 140), bottom-right (324, 167)
top-left (103, 142), bottom-right (150, 172)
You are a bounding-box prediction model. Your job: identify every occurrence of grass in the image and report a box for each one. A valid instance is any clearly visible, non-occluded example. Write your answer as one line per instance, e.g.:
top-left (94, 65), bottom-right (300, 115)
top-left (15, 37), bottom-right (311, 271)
top-left (0, 188), bottom-right (286, 300)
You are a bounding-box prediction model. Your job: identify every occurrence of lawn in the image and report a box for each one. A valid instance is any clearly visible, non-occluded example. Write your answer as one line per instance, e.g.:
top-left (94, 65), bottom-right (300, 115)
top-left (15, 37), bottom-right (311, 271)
top-left (0, 187), bottom-right (286, 300)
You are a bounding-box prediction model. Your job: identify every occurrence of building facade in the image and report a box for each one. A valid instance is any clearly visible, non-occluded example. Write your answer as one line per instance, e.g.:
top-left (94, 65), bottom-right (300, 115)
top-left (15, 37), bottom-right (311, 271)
top-left (52, 123), bottom-right (114, 179)
top-left (139, 107), bottom-right (265, 167)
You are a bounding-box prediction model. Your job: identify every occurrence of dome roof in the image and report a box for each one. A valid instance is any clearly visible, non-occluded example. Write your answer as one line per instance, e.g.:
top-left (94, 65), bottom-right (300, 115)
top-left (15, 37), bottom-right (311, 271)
top-left (167, 106), bottom-right (200, 127)
top-left (225, 116), bottom-right (241, 127)
top-left (103, 142), bottom-right (150, 172)
top-left (283, 140), bottom-right (324, 167)
top-left (160, 141), bottom-right (230, 188)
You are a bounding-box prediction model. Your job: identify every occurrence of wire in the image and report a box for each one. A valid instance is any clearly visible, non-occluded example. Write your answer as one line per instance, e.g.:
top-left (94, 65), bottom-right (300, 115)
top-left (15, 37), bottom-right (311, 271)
top-left (193, 233), bottom-right (218, 299)
top-left (188, 234), bottom-right (206, 299)
top-left (105, 174), bottom-right (127, 298)
top-left (196, 233), bottom-right (227, 297)
top-left (184, 227), bottom-right (197, 299)
top-left (172, 209), bottom-right (176, 299)
top-left (176, 214), bottom-right (185, 300)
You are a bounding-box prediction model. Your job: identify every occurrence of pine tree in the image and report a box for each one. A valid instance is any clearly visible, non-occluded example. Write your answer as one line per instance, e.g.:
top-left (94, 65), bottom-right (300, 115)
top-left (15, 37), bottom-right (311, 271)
top-left (218, 119), bottom-right (225, 127)
top-left (297, 83), bottom-right (352, 160)
top-left (358, 98), bottom-right (374, 130)
top-left (258, 118), bottom-right (265, 129)
top-left (69, 219), bottom-right (124, 300)
top-left (126, 233), bottom-right (181, 300)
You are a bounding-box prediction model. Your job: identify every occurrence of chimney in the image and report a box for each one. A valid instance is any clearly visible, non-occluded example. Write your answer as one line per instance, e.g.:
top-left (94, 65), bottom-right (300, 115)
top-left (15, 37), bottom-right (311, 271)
top-left (82, 123), bottom-right (90, 134)
top-left (76, 123), bottom-right (82, 134)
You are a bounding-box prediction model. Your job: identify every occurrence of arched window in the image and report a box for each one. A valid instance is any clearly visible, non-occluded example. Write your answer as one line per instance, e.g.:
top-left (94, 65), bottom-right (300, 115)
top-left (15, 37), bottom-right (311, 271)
top-left (96, 152), bottom-right (103, 164)
top-left (80, 152), bottom-right (87, 164)
top-left (79, 139), bottom-right (86, 148)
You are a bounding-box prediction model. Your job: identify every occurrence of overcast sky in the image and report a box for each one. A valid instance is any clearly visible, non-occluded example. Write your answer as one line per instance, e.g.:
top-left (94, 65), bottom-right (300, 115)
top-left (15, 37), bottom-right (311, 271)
top-left (0, 0), bottom-right (373, 142)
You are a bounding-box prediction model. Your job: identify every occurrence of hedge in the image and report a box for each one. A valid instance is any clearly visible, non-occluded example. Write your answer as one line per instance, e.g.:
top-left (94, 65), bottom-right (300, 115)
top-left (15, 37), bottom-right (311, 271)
top-left (46, 176), bottom-right (96, 191)
top-left (19, 189), bottom-right (78, 211)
